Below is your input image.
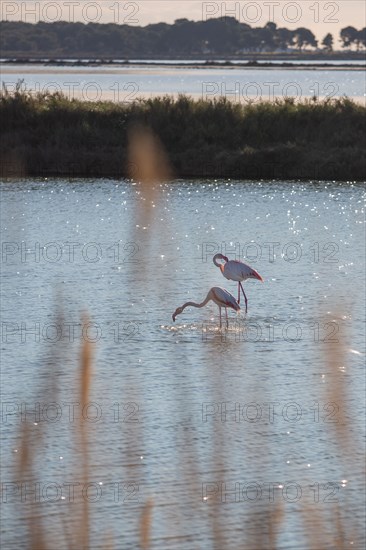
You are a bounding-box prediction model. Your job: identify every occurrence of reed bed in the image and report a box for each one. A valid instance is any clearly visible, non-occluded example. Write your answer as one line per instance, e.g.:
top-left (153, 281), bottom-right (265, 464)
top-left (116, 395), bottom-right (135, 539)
top-left (1, 84), bottom-right (365, 180)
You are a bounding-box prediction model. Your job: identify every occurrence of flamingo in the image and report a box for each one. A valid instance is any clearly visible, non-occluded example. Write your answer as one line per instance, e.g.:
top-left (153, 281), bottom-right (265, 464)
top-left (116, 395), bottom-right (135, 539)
top-left (213, 254), bottom-right (263, 313)
top-left (172, 286), bottom-right (240, 329)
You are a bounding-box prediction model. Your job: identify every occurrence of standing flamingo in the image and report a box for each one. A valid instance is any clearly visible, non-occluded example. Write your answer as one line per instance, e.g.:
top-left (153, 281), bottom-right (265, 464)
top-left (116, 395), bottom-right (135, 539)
top-left (213, 254), bottom-right (263, 313)
top-left (172, 287), bottom-right (240, 329)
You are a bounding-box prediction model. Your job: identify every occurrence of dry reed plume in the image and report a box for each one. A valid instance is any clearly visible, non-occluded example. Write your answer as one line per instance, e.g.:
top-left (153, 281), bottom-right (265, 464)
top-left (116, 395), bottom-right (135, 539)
top-left (127, 124), bottom-right (173, 186)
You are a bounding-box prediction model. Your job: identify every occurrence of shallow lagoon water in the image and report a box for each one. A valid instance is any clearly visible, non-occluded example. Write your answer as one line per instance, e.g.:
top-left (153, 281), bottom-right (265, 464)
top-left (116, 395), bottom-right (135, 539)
top-left (1, 178), bottom-right (365, 549)
top-left (1, 63), bottom-right (365, 103)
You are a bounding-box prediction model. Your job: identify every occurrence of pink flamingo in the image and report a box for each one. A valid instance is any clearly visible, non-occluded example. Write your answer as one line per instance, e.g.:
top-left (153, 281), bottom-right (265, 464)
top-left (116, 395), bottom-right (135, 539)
top-left (213, 254), bottom-right (263, 313)
top-left (172, 287), bottom-right (240, 329)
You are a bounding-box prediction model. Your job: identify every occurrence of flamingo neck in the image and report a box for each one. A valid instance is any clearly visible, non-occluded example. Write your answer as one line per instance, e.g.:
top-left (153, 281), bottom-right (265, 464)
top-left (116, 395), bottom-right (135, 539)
top-left (181, 301), bottom-right (201, 310)
top-left (181, 294), bottom-right (211, 312)
top-left (213, 253), bottom-right (227, 267)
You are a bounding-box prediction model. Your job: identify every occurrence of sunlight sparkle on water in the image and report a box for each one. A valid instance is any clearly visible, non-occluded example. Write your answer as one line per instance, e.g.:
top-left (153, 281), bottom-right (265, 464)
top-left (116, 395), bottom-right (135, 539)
top-left (1, 178), bottom-right (364, 548)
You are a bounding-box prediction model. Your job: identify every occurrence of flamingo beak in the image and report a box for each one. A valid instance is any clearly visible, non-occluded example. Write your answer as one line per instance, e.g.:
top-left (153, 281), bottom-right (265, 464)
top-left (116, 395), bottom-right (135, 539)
top-left (172, 314), bottom-right (176, 322)
top-left (253, 270), bottom-right (264, 282)
top-left (222, 255), bottom-right (229, 262)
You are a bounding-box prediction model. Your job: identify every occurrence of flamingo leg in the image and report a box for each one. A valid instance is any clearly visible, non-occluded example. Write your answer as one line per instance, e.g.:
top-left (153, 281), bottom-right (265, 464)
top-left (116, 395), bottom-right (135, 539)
top-left (225, 307), bottom-right (228, 329)
top-left (239, 282), bottom-right (248, 313)
top-left (219, 307), bottom-right (222, 329)
top-left (237, 283), bottom-right (241, 304)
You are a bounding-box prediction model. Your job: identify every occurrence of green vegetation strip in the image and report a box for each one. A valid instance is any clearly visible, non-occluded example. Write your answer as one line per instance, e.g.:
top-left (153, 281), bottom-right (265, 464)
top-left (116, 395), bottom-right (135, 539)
top-left (1, 88), bottom-right (365, 181)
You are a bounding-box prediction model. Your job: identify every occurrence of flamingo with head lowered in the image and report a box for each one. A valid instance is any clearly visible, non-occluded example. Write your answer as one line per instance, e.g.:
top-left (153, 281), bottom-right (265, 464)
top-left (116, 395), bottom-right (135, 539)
top-left (172, 286), bottom-right (240, 329)
top-left (213, 254), bottom-right (263, 313)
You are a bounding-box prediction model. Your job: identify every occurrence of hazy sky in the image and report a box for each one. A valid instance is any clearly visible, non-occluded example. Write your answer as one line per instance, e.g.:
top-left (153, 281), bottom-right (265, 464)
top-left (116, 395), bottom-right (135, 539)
top-left (1, 1), bottom-right (365, 44)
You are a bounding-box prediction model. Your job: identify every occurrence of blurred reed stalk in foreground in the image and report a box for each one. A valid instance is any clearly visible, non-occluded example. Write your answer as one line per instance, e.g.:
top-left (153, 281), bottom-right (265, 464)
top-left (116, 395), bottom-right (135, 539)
top-left (127, 123), bottom-right (173, 229)
top-left (78, 315), bottom-right (93, 550)
top-left (127, 124), bottom-right (173, 186)
top-left (299, 318), bottom-right (363, 549)
top-left (126, 122), bottom-right (178, 304)
top-left (139, 499), bottom-right (153, 550)
top-left (15, 312), bottom-right (153, 550)
top-left (16, 311), bottom-right (66, 550)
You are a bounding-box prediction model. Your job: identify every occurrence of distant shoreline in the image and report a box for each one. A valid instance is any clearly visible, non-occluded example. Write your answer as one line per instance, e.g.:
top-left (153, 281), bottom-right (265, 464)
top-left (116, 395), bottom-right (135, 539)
top-left (2, 58), bottom-right (365, 71)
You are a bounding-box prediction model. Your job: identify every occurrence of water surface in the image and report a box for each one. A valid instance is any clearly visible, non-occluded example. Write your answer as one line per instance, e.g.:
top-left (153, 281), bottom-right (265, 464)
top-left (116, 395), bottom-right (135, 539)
top-left (1, 63), bottom-right (365, 102)
top-left (1, 178), bottom-right (365, 549)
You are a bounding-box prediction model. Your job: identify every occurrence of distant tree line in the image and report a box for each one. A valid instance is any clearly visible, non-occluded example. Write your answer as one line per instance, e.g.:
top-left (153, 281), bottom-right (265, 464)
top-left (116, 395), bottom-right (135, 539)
top-left (1, 19), bottom-right (365, 58)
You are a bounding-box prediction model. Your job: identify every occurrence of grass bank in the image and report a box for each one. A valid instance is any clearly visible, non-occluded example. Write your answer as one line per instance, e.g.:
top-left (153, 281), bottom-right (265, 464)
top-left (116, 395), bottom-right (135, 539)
top-left (1, 87), bottom-right (365, 180)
